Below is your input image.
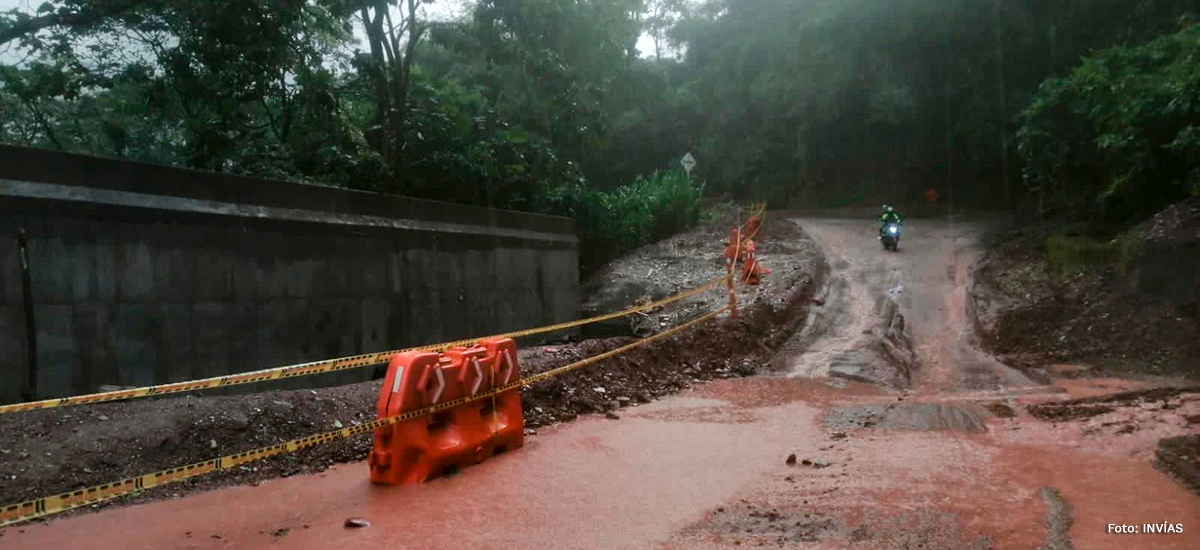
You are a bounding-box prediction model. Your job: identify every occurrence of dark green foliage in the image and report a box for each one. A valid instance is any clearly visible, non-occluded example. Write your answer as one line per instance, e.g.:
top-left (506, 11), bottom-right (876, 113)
top-left (3, 0), bottom-right (1198, 268)
top-left (663, 0), bottom-right (1197, 212)
top-left (542, 169), bottom-right (706, 271)
top-left (1019, 22), bottom-right (1200, 221)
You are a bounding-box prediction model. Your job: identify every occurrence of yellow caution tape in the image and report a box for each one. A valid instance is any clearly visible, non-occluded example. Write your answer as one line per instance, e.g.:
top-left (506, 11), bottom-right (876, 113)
top-left (731, 204), bottom-right (766, 242)
top-left (0, 275), bottom-right (729, 415)
top-left (743, 206), bottom-right (767, 242)
top-left (0, 306), bottom-right (729, 528)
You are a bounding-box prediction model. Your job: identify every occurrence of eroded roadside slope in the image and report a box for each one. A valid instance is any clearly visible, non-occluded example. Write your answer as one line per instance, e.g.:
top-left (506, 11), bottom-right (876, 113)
top-left (967, 199), bottom-right (1200, 497)
top-left (969, 198), bottom-right (1200, 381)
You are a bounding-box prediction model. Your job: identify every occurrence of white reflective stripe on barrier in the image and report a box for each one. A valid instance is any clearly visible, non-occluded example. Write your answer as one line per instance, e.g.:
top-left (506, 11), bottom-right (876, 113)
top-left (470, 359), bottom-right (483, 396)
top-left (391, 367), bottom-right (405, 394)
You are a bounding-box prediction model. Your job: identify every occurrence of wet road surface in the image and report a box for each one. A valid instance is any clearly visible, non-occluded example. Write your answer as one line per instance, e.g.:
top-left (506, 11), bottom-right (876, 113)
top-left (4, 217), bottom-right (1197, 550)
top-left (789, 218), bottom-right (1034, 389)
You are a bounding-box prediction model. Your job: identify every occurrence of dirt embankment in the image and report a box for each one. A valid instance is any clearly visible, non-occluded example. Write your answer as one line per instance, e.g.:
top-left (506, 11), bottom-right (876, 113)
top-left (968, 200), bottom-right (1200, 497)
top-left (0, 208), bottom-right (825, 520)
top-left (581, 205), bottom-right (823, 339)
top-left (1155, 435), bottom-right (1200, 496)
top-left (969, 198), bottom-right (1200, 380)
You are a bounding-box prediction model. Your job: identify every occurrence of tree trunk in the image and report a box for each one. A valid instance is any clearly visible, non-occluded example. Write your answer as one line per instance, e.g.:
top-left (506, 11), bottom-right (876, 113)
top-left (358, 0), bottom-right (426, 195)
top-left (360, 4), bottom-right (397, 180)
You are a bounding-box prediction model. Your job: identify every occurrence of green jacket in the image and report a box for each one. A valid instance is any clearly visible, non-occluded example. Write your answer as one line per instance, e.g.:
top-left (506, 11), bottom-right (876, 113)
top-left (878, 211), bottom-right (902, 224)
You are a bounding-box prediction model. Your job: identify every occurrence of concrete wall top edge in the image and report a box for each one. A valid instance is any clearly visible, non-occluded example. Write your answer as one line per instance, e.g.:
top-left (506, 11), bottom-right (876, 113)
top-left (1, 181), bottom-right (578, 246)
top-left (0, 144), bottom-right (576, 237)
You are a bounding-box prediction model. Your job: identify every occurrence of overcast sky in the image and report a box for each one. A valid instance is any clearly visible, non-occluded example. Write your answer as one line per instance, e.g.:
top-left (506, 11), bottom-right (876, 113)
top-left (0, 0), bottom-right (658, 64)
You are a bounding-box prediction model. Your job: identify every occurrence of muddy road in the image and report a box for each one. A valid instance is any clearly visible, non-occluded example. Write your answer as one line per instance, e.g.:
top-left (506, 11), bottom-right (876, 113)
top-left (787, 218), bottom-right (1034, 390)
top-left (3, 217), bottom-right (1197, 550)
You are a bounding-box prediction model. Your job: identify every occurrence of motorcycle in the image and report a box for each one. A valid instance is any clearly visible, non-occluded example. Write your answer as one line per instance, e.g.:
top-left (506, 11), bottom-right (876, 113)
top-left (880, 223), bottom-right (901, 251)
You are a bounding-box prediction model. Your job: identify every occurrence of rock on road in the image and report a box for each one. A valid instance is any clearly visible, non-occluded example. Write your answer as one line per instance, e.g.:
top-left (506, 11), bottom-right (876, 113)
top-left (3, 217), bottom-right (1197, 550)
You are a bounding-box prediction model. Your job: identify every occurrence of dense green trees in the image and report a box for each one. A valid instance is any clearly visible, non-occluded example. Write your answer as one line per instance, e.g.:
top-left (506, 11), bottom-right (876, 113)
top-left (1018, 21), bottom-right (1200, 221)
top-left (668, 0), bottom-right (1197, 212)
top-left (2, 0), bottom-right (1198, 267)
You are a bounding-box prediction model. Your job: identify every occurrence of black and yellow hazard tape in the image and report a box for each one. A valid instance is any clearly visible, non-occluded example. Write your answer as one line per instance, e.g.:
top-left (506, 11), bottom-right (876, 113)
top-left (0, 275), bottom-right (729, 415)
top-left (0, 306), bottom-right (728, 528)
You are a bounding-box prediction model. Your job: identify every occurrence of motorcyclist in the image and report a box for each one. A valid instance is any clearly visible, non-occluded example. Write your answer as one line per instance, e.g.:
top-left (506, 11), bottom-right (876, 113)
top-left (878, 205), bottom-right (903, 236)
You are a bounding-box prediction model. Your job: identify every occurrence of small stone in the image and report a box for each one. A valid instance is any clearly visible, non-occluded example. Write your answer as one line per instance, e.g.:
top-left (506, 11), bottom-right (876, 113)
top-left (268, 401), bottom-right (295, 415)
top-left (334, 420), bottom-right (344, 429)
top-left (97, 415), bottom-right (109, 421)
top-left (345, 518), bottom-right (371, 529)
top-left (801, 459), bottom-right (812, 466)
top-left (786, 453), bottom-right (797, 465)
top-left (225, 411), bottom-right (250, 431)
top-left (594, 387), bottom-right (606, 394)
top-left (211, 534), bottom-right (223, 540)
top-left (617, 396), bottom-right (632, 406)
top-left (605, 411), bottom-right (620, 420)
top-left (209, 439), bottom-right (218, 449)
top-left (272, 528), bottom-right (289, 537)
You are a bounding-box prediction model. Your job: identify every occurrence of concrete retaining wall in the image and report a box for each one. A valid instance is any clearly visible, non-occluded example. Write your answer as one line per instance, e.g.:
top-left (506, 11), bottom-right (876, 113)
top-left (0, 145), bottom-right (579, 404)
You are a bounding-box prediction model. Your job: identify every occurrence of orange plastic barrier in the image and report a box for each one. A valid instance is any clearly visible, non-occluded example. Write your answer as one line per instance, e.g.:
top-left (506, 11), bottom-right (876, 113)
top-left (739, 240), bottom-right (769, 285)
top-left (368, 339), bottom-right (524, 485)
top-left (724, 228), bottom-right (748, 263)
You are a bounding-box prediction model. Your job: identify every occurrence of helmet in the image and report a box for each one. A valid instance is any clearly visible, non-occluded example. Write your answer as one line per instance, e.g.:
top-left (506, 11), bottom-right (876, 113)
top-left (885, 205), bottom-right (894, 213)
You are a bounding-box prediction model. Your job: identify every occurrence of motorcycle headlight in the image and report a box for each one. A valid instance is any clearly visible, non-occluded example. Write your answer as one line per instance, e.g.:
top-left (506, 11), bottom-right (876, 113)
top-left (889, 226), bottom-right (898, 234)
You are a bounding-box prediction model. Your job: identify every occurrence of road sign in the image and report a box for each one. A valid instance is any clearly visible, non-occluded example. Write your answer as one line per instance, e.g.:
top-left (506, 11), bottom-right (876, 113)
top-left (681, 152), bottom-right (696, 175)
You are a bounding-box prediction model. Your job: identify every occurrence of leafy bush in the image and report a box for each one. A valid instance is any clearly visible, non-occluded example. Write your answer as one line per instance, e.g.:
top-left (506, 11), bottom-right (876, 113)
top-left (539, 168), bottom-right (706, 272)
top-left (600, 170), bottom-right (702, 243)
top-left (1018, 21), bottom-right (1200, 221)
